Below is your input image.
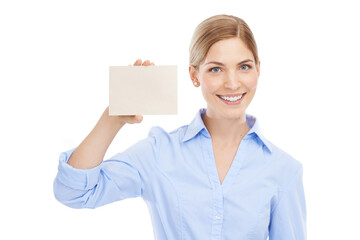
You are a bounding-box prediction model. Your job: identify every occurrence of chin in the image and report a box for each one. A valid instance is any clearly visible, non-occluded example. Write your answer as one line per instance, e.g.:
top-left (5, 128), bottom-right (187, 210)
top-left (206, 97), bottom-right (248, 119)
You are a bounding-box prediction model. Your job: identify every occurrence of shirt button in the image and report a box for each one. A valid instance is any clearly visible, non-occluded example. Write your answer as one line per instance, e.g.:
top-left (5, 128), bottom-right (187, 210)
top-left (215, 215), bottom-right (222, 220)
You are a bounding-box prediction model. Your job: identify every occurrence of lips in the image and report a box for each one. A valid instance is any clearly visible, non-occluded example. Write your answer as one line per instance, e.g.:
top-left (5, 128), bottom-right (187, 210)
top-left (216, 92), bottom-right (247, 104)
top-left (217, 93), bottom-right (246, 98)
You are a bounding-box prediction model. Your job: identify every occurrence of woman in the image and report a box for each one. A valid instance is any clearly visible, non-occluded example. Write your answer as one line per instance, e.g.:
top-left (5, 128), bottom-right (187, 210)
top-left (54, 14), bottom-right (307, 239)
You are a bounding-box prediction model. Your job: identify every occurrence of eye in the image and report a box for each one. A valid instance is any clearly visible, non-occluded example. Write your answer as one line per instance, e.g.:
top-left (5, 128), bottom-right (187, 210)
top-left (210, 67), bottom-right (221, 73)
top-left (240, 65), bottom-right (252, 70)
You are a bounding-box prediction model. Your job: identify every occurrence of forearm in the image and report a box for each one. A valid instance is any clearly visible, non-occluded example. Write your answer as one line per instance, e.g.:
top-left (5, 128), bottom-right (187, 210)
top-left (67, 107), bottom-right (126, 169)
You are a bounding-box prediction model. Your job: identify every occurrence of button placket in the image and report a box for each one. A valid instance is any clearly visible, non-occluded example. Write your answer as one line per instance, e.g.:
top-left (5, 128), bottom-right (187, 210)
top-left (200, 134), bottom-right (225, 239)
top-left (211, 182), bottom-right (224, 239)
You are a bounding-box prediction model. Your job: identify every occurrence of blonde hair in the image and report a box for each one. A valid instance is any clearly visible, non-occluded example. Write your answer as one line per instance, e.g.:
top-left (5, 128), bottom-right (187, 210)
top-left (189, 14), bottom-right (259, 70)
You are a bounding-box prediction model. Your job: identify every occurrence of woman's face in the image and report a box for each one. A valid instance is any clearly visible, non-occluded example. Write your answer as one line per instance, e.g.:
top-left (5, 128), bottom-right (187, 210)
top-left (189, 37), bottom-right (260, 120)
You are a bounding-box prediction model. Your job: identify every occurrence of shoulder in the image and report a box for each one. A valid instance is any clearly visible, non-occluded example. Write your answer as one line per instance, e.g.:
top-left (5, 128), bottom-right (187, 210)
top-left (118, 124), bottom-right (188, 158)
top-left (148, 124), bottom-right (189, 143)
top-left (269, 141), bottom-right (302, 168)
top-left (264, 140), bottom-right (304, 189)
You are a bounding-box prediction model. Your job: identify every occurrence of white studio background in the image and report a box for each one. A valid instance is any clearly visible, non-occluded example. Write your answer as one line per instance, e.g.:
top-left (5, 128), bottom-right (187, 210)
top-left (0, 0), bottom-right (359, 239)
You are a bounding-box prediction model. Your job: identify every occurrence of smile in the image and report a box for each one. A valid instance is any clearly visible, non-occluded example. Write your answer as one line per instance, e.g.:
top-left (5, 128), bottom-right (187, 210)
top-left (216, 93), bottom-right (246, 105)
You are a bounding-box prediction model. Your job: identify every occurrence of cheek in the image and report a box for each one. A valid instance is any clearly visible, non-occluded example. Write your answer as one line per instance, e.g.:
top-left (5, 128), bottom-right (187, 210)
top-left (201, 76), bottom-right (221, 93)
top-left (244, 75), bottom-right (258, 90)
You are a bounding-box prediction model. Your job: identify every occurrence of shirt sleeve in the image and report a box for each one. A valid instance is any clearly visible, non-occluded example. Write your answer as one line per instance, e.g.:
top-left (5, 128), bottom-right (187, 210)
top-left (53, 132), bottom-right (158, 209)
top-left (268, 164), bottom-right (307, 240)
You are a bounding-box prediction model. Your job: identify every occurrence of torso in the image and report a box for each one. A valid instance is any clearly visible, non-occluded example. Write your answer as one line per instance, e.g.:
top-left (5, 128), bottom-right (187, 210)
top-left (212, 140), bottom-right (242, 184)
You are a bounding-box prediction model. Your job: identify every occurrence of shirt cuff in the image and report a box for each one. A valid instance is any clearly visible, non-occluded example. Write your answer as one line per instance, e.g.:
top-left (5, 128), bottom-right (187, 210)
top-left (56, 147), bottom-right (102, 190)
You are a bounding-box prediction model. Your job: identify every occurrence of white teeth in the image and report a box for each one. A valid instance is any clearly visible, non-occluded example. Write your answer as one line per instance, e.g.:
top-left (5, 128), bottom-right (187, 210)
top-left (219, 94), bottom-right (243, 102)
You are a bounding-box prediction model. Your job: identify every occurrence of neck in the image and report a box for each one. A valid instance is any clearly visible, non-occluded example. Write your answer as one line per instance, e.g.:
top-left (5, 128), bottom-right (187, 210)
top-left (202, 111), bottom-right (250, 146)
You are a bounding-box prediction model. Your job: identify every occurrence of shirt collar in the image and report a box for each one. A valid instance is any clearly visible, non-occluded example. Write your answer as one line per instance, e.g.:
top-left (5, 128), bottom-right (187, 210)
top-left (182, 108), bottom-right (273, 153)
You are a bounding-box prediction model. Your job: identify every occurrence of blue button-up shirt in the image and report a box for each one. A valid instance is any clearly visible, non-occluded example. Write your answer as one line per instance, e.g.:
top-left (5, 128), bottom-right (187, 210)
top-left (54, 108), bottom-right (307, 240)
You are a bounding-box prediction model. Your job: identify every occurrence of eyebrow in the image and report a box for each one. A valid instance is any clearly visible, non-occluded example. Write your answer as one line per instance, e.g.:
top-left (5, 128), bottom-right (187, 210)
top-left (205, 59), bottom-right (253, 66)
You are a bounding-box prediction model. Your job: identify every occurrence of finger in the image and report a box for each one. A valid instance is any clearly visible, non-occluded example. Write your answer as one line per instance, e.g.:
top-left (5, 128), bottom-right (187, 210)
top-left (150, 62), bottom-right (155, 65)
top-left (124, 115), bottom-right (142, 123)
top-left (142, 60), bottom-right (150, 66)
top-left (135, 115), bottom-right (143, 122)
top-left (123, 115), bottom-right (143, 123)
top-left (134, 59), bottom-right (142, 66)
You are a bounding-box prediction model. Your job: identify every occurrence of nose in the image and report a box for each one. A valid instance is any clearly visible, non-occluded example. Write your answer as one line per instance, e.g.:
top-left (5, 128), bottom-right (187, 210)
top-left (224, 71), bottom-right (241, 90)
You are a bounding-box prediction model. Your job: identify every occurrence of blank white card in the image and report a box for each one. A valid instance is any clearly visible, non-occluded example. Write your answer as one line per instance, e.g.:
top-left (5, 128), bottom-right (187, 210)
top-left (109, 65), bottom-right (177, 115)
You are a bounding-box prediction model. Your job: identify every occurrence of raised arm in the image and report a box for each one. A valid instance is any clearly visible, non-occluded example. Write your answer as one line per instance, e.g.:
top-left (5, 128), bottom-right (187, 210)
top-left (67, 59), bottom-right (153, 169)
top-left (54, 59), bottom-right (156, 209)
